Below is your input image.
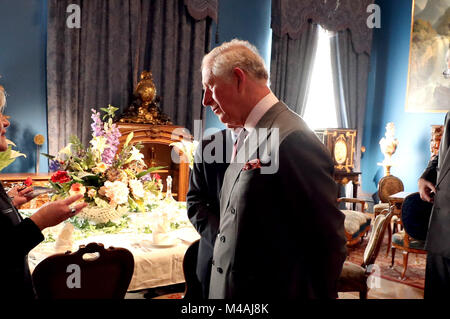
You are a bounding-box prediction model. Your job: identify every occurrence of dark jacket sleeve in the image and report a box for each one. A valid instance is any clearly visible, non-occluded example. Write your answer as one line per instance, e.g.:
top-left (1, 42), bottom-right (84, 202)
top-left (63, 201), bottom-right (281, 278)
top-left (420, 155), bottom-right (438, 184)
top-left (0, 213), bottom-right (44, 260)
top-left (186, 142), bottom-right (220, 249)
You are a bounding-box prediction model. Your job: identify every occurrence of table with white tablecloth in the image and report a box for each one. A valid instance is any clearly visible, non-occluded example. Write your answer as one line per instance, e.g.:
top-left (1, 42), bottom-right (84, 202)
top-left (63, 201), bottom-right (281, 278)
top-left (25, 208), bottom-right (200, 292)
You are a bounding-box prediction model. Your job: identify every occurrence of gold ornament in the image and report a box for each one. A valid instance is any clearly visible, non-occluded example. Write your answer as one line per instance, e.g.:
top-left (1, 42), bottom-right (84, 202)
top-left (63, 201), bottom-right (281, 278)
top-left (118, 70), bottom-right (172, 125)
top-left (34, 134), bottom-right (45, 145)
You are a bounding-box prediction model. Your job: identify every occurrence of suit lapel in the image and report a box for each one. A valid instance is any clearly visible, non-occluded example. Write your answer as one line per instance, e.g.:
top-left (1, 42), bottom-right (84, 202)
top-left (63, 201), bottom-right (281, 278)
top-left (219, 102), bottom-right (288, 215)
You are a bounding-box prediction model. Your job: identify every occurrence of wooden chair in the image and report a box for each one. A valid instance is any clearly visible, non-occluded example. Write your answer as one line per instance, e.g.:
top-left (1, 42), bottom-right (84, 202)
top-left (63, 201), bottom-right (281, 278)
top-left (32, 242), bottom-right (134, 299)
top-left (391, 193), bottom-right (429, 279)
top-left (373, 175), bottom-right (404, 218)
top-left (337, 211), bottom-right (393, 299)
top-left (338, 197), bottom-right (372, 246)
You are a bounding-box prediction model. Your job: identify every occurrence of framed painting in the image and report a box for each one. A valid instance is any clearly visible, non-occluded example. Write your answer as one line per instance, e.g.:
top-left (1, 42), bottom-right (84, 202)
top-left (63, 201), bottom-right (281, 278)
top-left (406, 0), bottom-right (450, 112)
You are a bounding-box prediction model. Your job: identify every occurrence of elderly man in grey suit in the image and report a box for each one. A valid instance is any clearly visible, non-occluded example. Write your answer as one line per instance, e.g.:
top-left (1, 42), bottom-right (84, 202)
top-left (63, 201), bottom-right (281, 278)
top-left (201, 39), bottom-right (347, 299)
top-left (419, 111), bottom-right (450, 299)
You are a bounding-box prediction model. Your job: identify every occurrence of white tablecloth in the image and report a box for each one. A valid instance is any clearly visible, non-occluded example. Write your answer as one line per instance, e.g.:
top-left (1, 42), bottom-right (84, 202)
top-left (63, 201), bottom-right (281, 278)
top-left (26, 210), bottom-right (200, 291)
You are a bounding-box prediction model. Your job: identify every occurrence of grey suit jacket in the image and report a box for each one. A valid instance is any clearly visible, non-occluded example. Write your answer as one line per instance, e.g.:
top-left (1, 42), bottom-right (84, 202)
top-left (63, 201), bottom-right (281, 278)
top-left (187, 129), bottom-right (234, 298)
top-left (422, 111), bottom-right (450, 257)
top-left (209, 102), bottom-right (347, 299)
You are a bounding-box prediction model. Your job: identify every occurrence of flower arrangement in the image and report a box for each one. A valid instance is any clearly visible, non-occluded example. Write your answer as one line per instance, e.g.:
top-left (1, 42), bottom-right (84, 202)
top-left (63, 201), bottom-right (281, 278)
top-left (170, 139), bottom-right (199, 169)
top-left (45, 105), bottom-right (164, 223)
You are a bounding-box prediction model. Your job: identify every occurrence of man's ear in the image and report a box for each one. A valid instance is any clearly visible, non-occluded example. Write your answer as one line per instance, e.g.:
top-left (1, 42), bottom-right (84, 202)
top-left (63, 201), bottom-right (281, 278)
top-left (232, 67), bottom-right (246, 92)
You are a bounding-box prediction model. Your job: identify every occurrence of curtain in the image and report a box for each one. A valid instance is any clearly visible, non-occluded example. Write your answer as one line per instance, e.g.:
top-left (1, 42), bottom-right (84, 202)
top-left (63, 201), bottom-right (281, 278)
top-left (330, 29), bottom-right (371, 174)
top-left (270, 23), bottom-right (319, 116)
top-left (271, 0), bottom-right (374, 187)
top-left (271, 0), bottom-right (374, 55)
top-left (47, 0), bottom-right (215, 156)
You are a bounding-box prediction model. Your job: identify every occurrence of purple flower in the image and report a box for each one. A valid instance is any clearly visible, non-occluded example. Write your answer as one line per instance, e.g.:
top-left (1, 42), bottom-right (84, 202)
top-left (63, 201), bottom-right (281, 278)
top-left (101, 148), bottom-right (116, 165)
top-left (140, 173), bottom-right (151, 182)
top-left (91, 109), bottom-right (104, 137)
top-left (49, 160), bottom-right (61, 172)
top-left (90, 108), bottom-right (122, 164)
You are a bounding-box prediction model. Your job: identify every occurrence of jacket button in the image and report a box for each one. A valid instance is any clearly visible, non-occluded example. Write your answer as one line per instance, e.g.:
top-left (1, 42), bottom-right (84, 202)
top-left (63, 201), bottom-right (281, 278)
top-left (230, 208), bottom-right (236, 214)
top-left (212, 259), bottom-right (215, 266)
top-left (217, 267), bottom-right (223, 274)
top-left (220, 236), bottom-right (226, 243)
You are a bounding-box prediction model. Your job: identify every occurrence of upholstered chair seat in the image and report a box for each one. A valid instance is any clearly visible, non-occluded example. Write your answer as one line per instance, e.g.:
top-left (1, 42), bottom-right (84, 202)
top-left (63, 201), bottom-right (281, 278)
top-left (341, 209), bottom-right (372, 241)
top-left (338, 196), bottom-right (373, 246)
top-left (392, 232), bottom-right (426, 250)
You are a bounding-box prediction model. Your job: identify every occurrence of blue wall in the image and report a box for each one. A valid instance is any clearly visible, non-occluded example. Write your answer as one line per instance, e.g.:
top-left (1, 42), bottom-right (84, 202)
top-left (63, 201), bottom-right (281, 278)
top-left (361, 0), bottom-right (446, 195)
top-left (0, 0), bottom-right (49, 173)
top-left (204, 0), bottom-right (272, 134)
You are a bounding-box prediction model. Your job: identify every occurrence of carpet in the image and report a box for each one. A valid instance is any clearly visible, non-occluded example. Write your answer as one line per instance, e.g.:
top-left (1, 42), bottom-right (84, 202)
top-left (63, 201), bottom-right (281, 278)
top-left (346, 230), bottom-right (426, 290)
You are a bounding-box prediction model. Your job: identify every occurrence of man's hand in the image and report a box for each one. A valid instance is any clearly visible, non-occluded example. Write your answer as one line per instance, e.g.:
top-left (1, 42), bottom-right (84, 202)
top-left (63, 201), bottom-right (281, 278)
top-left (30, 194), bottom-right (88, 231)
top-left (8, 186), bottom-right (34, 208)
top-left (418, 178), bottom-right (436, 203)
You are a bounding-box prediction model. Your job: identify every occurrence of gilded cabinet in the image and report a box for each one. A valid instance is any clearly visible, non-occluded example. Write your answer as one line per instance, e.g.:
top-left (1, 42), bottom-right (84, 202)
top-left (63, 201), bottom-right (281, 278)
top-left (315, 129), bottom-right (357, 173)
top-left (117, 123), bottom-right (192, 201)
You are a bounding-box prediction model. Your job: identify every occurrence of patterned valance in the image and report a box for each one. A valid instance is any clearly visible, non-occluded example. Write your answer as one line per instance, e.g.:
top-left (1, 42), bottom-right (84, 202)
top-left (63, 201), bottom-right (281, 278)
top-left (271, 0), bottom-right (375, 54)
top-left (184, 0), bottom-right (218, 22)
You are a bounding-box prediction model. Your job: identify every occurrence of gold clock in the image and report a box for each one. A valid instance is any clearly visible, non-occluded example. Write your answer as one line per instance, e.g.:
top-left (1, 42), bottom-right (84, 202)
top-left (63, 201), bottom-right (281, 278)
top-left (334, 138), bottom-right (347, 165)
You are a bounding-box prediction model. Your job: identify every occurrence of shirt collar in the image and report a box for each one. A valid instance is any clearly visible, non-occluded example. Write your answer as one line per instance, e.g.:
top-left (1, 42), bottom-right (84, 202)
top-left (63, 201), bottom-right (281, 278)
top-left (244, 91), bottom-right (279, 133)
top-left (230, 127), bottom-right (243, 143)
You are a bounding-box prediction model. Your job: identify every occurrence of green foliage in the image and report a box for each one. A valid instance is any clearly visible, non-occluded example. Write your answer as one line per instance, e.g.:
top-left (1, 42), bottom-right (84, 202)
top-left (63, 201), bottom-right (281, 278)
top-left (136, 166), bottom-right (167, 179)
top-left (70, 215), bottom-right (130, 238)
top-left (146, 203), bottom-right (159, 212)
top-left (0, 144), bottom-right (26, 172)
top-left (100, 105), bottom-right (119, 120)
top-left (41, 153), bottom-right (55, 160)
top-left (43, 233), bottom-right (56, 243)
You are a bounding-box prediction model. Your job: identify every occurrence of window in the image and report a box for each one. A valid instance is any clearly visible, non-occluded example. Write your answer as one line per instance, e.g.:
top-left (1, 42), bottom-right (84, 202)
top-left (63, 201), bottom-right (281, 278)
top-left (303, 26), bottom-right (338, 130)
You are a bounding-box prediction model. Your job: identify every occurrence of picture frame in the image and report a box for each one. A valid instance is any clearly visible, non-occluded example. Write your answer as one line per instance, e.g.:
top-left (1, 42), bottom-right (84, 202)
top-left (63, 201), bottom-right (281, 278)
top-left (405, 0), bottom-right (450, 112)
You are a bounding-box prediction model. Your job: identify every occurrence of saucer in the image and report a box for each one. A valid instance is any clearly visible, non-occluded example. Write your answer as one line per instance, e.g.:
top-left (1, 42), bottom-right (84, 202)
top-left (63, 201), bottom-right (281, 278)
top-left (150, 239), bottom-right (179, 248)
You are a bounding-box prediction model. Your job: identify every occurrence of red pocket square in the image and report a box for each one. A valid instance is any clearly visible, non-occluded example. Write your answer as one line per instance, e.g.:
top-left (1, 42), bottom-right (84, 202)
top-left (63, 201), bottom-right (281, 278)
top-left (242, 158), bottom-right (261, 171)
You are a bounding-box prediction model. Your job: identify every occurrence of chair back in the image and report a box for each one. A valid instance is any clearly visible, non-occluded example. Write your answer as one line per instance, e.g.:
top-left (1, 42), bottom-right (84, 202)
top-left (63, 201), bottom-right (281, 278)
top-left (378, 175), bottom-right (404, 203)
top-left (32, 242), bottom-right (134, 299)
top-left (182, 239), bottom-right (202, 299)
top-left (362, 211), bottom-right (392, 267)
top-left (401, 192), bottom-right (433, 241)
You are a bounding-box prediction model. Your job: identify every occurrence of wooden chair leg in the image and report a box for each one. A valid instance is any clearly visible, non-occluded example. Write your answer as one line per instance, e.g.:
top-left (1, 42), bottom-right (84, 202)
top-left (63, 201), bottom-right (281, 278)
top-left (401, 251), bottom-right (409, 279)
top-left (386, 223), bottom-right (392, 257)
top-left (359, 288), bottom-right (368, 299)
top-left (391, 247), bottom-right (396, 267)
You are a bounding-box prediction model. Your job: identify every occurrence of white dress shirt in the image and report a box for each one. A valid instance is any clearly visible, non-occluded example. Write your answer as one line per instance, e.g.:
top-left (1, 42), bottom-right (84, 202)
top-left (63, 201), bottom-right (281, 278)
top-left (244, 91), bottom-right (279, 134)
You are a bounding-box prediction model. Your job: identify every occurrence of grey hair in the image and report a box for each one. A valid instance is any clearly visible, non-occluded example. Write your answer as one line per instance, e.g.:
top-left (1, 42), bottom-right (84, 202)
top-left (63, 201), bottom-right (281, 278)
top-left (0, 85), bottom-right (5, 112)
top-left (202, 39), bottom-right (269, 84)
